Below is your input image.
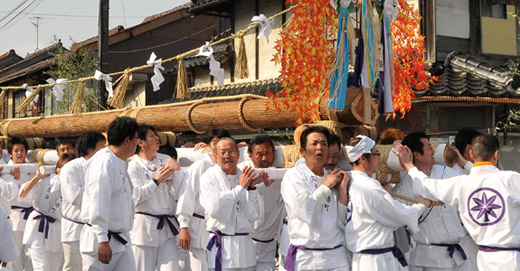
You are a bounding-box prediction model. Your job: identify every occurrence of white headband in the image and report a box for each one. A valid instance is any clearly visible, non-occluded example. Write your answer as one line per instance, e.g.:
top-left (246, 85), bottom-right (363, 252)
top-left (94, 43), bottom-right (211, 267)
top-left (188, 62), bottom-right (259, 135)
top-left (344, 135), bottom-right (376, 162)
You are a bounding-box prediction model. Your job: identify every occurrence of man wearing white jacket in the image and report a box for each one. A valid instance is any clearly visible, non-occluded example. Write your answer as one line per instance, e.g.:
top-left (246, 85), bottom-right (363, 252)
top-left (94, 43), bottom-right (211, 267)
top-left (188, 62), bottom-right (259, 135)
top-left (128, 124), bottom-right (185, 271)
top-left (80, 117), bottom-right (140, 271)
top-left (60, 131), bottom-right (106, 271)
top-left (200, 137), bottom-right (267, 271)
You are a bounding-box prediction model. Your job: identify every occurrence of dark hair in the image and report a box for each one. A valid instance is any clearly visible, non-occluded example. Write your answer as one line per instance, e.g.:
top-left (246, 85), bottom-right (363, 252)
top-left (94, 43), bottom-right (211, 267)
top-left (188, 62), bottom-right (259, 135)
top-left (380, 128), bottom-right (405, 145)
top-left (56, 140), bottom-right (75, 151)
top-left (402, 131), bottom-right (429, 162)
top-left (213, 137), bottom-right (237, 153)
top-left (8, 136), bottom-right (28, 154)
top-left (300, 126), bottom-right (330, 151)
top-left (347, 136), bottom-right (371, 165)
top-left (209, 128), bottom-right (231, 142)
top-left (77, 131), bottom-right (106, 157)
top-left (107, 117), bottom-right (140, 146)
top-left (455, 128), bottom-right (481, 155)
top-left (328, 133), bottom-right (342, 148)
top-left (158, 145), bottom-right (178, 159)
top-left (247, 135), bottom-right (275, 154)
top-left (135, 124), bottom-right (156, 153)
top-left (471, 134), bottom-right (499, 161)
top-left (56, 153), bottom-right (77, 173)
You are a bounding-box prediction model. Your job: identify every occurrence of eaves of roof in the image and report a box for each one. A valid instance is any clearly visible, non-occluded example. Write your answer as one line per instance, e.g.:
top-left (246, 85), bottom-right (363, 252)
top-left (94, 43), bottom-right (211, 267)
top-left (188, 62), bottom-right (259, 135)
top-left (0, 57), bottom-right (56, 85)
top-left (168, 42), bottom-right (231, 72)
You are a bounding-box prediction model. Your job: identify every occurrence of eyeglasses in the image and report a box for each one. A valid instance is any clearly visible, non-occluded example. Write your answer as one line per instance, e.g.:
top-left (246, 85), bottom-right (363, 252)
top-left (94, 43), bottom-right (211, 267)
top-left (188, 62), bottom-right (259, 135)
top-left (217, 150), bottom-right (238, 157)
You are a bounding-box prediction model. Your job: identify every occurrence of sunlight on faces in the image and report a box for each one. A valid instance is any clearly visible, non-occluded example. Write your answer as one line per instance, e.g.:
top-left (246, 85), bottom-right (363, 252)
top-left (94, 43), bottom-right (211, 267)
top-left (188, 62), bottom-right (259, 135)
top-left (216, 139), bottom-right (239, 174)
top-left (325, 143), bottom-right (340, 171)
top-left (139, 129), bottom-right (160, 154)
top-left (415, 138), bottom-right (435, 167)
top-left (250, 142), bottom-right (274, 168)
top-left (209, 137), bottom-right (220, 153)
top-left (302, 132), bottom-right (329, 168)
top-left (10, 144), bottom-right (27, 164)
top-left (57, 143), bottom-right (75, 157)
top-left (366, 146), bottom-right (381, 176)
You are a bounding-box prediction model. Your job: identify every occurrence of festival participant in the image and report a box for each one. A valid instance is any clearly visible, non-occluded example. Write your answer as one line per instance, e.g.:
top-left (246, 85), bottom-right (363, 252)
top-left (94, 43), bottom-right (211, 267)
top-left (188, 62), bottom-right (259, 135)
top-left (324, 134), bottom-right (342, 172)
top-left (200, 137), bottom-right (267, 271)
top-left (0, 205), bottom-right (18, 269)
top-left (345, 135), bottom-right (430, 271)
top-left (453, 129), bottom-right (481, 174)
top-left (393, 132), bottom-right (473, 270)
top-left (237, 135), bottom-right (281, 271)
top-left (0, 141), bottom-right (6, 164)
top-left (128, 124), bottom-right (186, 271)
top-left (60, 131), bottom-right (106, 271)
top-left (4, 136), bottom-right (35, 271)
top-left (18, 153), bottom-right (75, 271)
top-left (56, 140), bottom-right (76, 157)
top-left (281, 126), bottom-right (350, 271)
top-left (394, 134), bottom-right (520, 271)
top-left (176, 128), bottom-right (231, 271)
top-left (80, 117), bottom-right (139, 271)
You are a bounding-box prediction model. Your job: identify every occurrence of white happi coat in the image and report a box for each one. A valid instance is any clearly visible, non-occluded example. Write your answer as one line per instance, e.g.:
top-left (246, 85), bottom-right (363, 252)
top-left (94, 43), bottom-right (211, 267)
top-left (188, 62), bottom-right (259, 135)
top-left (0, 174), bottom-right (18, 217)
top-left (3, 162), bottom-right (36, 232)
top-left (59, 157), bottom-right (86, 242)
top-left (19, 174), bottom-right (62, 252)
top-left (176, 158), bottom-right (215, 249)
top-left (409, 164), bottom-right (520, 271)
top-left (0, 206), bottom-right (18, 263)
top-left (346, 170), bottom-right (425, 271)
top-left (79, 147), bottom-right (134, 254)
top-left (394, 165), bottom-right (469, 269)
top-left (128, 153), bottom-right (185, 247)
top-left (280, 163), bottom-right (349, 270)
top-left (200, 165), bottom-right (264, 269)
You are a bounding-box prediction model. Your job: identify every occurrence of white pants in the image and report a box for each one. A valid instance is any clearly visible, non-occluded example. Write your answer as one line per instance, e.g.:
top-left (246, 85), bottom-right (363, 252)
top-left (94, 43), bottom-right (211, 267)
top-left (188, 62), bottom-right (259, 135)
top-left (176, 240), bottom-right (190, 271)
top-left (253, 240), bottom-right (276, 271)
top-left (132, 237), bottom-right (179, 271)
top-left (210, 268), bottom-right (254, 271)
top-left (352, 252), bottom-right (403, 271)
top-left (26, 247), bottom-right (60, 271)
top-left (477, 250), bottom-right (519, 271)
top-left (82, 245), bottom-right (136, 271)
top-left (278, 255), bottom-right (287, 271)
top-left (11, 230), bottom-right (33, 271)
top-left (189, 247), bottom-right (209, 271)
top-left (62, 241), bottom-right (82, 271)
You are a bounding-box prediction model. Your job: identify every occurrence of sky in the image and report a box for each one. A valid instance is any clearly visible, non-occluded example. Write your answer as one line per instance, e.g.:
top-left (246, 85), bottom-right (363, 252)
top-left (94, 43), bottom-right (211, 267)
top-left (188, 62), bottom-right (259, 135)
top-left (0, 0), bottom-right (190, 57)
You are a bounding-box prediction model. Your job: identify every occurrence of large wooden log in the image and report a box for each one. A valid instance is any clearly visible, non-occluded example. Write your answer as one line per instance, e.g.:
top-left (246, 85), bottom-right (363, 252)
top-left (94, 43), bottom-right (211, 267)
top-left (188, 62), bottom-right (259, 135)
top-left (0, 87), bottom-right (375, 138)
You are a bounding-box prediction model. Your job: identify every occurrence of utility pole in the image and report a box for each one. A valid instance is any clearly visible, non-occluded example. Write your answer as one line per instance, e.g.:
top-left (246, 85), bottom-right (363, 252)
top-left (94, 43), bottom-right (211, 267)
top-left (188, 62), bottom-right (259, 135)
top-left (30, 16), bottom-right (43, 51)
top-left (98, 0), bottom-right (109, 109)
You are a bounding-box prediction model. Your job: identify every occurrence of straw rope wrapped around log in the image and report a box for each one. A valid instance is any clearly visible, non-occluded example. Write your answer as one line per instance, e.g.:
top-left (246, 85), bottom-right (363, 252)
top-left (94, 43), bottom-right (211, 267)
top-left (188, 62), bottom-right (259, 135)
top-left (107, 69), bottom-right (131, 109)
top-left (234, 34), bottom-right (249, 79)
top-left (70, 80), bottom-right (85, 115)
top-left (176, 58), bottom-right (189, 99)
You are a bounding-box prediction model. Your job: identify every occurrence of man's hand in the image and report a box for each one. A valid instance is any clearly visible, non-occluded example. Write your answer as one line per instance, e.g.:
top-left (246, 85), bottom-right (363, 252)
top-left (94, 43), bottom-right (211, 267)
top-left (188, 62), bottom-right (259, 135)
top-left (98, 241), bottom-right (112, 264)
top-left (35, 168), bottom-right (50, 181)
top-left (250, 170), bottom-right (268, 188)
top-left (154, 166), bottom-right (173, 184)
top-left (449, 144), bottom-right (468, 168)
top-left (179, 227), bottom-right (191, 250)
top-left (393, 142), bottom-right (414, 170)
top-left (323, 168), bottom-right (343, 189)
top-left (193, 142), bottom-right (207, 151)
top-left (264, 179), bottom-right (275, 187)
top-left (166, 158), bottom-right (181, 171)
top-left (10, 167), bottom-right (20, 180)
top-left (337, 170), bottom-right (350, 205)
top-left (239, 166), bottom-right (255, 189)
top-left (417, 197), bottom-right (432, 208)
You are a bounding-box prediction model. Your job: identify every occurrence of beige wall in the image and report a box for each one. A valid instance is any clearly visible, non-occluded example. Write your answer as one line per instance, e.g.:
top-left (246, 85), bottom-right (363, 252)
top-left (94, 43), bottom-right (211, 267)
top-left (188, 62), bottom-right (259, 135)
top-left (481, 5), bottom-right (517, 56)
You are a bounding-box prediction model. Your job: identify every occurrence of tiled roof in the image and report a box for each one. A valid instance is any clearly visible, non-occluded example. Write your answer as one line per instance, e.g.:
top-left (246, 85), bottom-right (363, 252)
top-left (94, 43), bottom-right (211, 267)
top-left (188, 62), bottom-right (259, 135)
top-left (70, 26), bottom-right (125, 51)
top-left (186, 0), bottom-right (233, 14)
top-left (417, 52), bottom-right (520, 97)
top-left (167, 42), bottom-right (231, 72)
top-left (160, 78), bottom-right (281, 104)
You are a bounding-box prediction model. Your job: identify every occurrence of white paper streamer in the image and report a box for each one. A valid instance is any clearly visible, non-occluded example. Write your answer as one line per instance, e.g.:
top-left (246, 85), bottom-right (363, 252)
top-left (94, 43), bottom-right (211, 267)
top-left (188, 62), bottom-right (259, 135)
top-left (94, 70), bottom-right (114, 98)
top-left (46, 78), bottom-right (67, 101)
top-left (22, 83), bottom-right (39, 109)
top-left (146, 52), bottom-right (165, 92)
top-left (197, 42), bottom-right (225, 86)
top-left (251, 14), bottom-right (272, 44)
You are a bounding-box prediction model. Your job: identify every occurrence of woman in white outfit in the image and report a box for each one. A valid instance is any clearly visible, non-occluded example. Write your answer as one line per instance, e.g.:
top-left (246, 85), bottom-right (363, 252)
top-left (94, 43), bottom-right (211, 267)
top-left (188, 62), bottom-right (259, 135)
top-left (19, 153), bottom-right (76, 271)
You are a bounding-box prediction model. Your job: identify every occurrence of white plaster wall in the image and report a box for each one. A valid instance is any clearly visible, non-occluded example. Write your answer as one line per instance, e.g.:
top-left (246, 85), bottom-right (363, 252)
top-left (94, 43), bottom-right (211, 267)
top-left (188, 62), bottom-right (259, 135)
top-left (436, 0), bottom-right (470, 38)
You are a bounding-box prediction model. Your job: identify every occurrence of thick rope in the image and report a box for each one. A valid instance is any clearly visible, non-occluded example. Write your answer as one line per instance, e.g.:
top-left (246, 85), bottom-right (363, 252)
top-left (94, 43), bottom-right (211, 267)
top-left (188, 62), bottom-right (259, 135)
top-left (107, 69), bottom-right (131, 109)
top-left (16, 86), bottom-right (42, 115)
top-left (70, 80), bottom-right (85, 115)
top-left (186, 101), bottom-right (206, 134)
top-left (389, 191), bottom-right (444, 207)
top-left (238, 97), bottom-right (259, 131)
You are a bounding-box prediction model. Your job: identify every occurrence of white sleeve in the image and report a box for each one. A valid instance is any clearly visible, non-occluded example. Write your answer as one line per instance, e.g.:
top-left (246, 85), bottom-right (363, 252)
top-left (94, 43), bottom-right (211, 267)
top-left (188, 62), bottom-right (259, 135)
top-left (463, 162), bottom-right (472, 175)
top-left (337, 201), bottom-right (348, 226)
top-left (18, 179), bottom-right (43, 204)
top-left (409, 167), bottom-right (462, 206)
top-left (128, 162), bottom-right (157, 204)
top-left (175, 164), bottom-right (199, 228)
top-left (368, 189), bottom-right (424, 233)
top-left (59, 162), bottom-right (83, 205)
top-left (85, 160), bottom-right (112, 243)
top-left (200, 172), bottom-right (246, 223)
top-left (0, 175), bottom-right (19, 202)
top-left (243, 189), bottom-right (263, 222)
top-left (280, 170), bottom-right (332, 224)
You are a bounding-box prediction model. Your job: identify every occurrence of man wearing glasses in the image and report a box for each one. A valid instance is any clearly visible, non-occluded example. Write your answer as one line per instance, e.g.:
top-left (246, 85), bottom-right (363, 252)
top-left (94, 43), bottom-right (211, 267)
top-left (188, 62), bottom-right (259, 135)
top-left (345, 135), bottom-right (430, 271)
top-left (200, 137), bottom-right (268, 271)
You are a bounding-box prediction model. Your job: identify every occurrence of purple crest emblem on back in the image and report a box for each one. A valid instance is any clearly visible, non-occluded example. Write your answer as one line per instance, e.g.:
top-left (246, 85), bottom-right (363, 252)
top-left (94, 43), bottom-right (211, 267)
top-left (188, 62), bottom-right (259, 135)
top-left (467, 187), bottom-right (506, 226)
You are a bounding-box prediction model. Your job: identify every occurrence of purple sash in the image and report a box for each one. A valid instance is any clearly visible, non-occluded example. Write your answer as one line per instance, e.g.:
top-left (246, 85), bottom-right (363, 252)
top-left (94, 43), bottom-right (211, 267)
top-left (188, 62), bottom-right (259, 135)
top-left (192, 213), bottom-right (205, 220)
top-left (479, 245), bottom-right (520, 252)
top-left (136, 211), bottom-right (179, 236)
top-left (62, 215), bottom-right (85, 225)
top-left (33, 209), bottom-right (56, 239)
top-left (284, 244), bottom-right (343, 271)
top-left (11, 205), bottom-right (34, 220)
top-left (432, 243), bottom-right (468, 260)
top-left (206, 230), bottom-right (249, 271)
top-left (359, 246), bottom-right (408, 267)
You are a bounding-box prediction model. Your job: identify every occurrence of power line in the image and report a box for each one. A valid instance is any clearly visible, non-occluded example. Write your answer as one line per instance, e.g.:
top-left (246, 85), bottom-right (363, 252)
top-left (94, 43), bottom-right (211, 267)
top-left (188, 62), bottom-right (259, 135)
top-left (120, 0), bottom-right (128, 27)
top-left (0, 0), bottom-right (43, 32)
top-left (0, 10), bottom-right (146, 19)
top-left (0, 0), bottom-right (31, 23)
